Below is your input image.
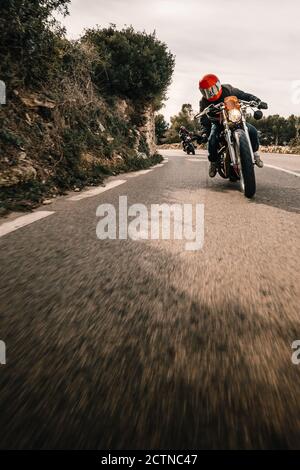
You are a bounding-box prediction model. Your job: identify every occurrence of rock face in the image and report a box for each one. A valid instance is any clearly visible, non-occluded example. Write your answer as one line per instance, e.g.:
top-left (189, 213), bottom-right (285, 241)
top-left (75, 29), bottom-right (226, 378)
top-left (141, 105), bottom-right (156, 155)
top-left (116, 99), bottom-right (157, 156)
top-left (0, 92), bottom-right (159, 212)
top-left (0, 154), bottom-right (37, 187)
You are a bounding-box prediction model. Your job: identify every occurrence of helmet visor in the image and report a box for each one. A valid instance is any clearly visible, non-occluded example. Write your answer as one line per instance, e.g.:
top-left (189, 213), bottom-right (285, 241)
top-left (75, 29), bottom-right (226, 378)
top-left (201, 80), bottom-right (221, 100)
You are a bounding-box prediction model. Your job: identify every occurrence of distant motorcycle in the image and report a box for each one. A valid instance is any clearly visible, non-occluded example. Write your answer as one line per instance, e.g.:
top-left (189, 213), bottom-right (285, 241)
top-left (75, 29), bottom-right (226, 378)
top-left (196, 97), bottom-right (267, 198)
top-left (182, 135), bottom-right (196, 155)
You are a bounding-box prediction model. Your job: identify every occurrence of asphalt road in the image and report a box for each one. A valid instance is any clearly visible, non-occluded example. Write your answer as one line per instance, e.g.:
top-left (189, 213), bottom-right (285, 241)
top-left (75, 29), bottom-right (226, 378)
top-left (0, 149), bottom-right (299, 449)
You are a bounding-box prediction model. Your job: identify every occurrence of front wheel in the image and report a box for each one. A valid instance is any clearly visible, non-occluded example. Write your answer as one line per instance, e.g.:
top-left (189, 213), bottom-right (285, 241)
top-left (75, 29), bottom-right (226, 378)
top-left (188, 143), bottom-right (195, 155)
top-left (235, 129), bottom-right (256, 198)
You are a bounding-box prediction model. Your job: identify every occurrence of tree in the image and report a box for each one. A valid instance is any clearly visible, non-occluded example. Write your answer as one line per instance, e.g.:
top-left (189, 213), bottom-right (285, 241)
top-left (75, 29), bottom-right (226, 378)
top-left (0, 0), bottom-right (70, 87)
top-left (164, 104), bottom-right (198, 143)
top-left (155, 114), bottom-right (169, 144)
top-left (248, 114), bottom-right (298, 146)
top-left (82, 25), bottom-right (175, 104)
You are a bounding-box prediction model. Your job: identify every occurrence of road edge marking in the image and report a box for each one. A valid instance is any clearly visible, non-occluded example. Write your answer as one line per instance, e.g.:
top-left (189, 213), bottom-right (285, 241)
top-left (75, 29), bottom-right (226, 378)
top-left (264, 164), bottom-right (300, 177)
top-left (0, 211), bottom-right (55, 238)
top-left (126, 169), bottom-right (153, 178)
top-left (69, 179), bottom-right (127, 201)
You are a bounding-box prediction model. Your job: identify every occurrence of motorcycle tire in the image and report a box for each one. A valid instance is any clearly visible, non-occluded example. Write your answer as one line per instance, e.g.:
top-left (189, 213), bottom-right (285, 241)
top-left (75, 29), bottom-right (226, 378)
top-left (235, 129), bottom-right (256, 198)
top-left (187, 144), bottom-right (195, 155)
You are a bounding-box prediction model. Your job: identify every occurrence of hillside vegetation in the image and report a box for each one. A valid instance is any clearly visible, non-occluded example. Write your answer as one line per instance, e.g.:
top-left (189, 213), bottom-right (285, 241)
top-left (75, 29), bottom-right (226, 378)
top-left (0, 1), bottom-right (175, 212)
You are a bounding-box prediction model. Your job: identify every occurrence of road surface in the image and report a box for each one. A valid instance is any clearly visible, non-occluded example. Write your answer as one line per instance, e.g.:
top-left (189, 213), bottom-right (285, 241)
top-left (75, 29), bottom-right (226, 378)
top-left (0, 149), bottom-right (299, 449)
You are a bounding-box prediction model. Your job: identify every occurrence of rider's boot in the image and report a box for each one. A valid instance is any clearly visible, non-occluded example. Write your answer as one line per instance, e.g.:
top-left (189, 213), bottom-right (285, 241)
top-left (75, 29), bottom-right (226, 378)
top-left (254, 152), bottom-right (264, 168)
top-left (209, 161), bottom-right (218, 177)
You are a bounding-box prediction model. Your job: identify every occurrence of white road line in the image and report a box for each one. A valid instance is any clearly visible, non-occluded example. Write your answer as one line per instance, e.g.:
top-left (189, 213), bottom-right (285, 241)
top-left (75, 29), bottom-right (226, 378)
top-left (69, 179), bottom-right (127, 200)
top-left (126, 169), bottom-right (153, 178)
top-left (126, 161), bottom-right (167, 177)
top-left (0, 211), bottom-right (54, 238)
top-left (264, 164), bottom-right (300, 177)
top-left (185, 160), bottom-right (300, 175)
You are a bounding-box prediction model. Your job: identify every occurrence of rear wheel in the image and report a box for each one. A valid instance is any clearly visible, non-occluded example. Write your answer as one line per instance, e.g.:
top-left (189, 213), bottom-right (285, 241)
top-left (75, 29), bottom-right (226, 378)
top-left (235, 130), bottom-right (256, 198)
top-left (187, 143), bottom-right (195, 155)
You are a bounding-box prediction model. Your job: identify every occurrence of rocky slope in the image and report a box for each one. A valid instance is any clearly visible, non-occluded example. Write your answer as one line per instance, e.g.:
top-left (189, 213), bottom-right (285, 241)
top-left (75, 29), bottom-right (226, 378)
top-left (0, 89), bottom-right (161, 214)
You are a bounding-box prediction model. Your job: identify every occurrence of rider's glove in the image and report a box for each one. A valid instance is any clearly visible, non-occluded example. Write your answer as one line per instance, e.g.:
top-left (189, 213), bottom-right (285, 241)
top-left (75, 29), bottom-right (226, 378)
top-left (258, 101), bottom-right (268, 110)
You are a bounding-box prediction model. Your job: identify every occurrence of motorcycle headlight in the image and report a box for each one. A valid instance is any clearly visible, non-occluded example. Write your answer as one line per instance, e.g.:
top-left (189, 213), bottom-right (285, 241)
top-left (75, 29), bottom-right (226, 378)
top-left (228, 108), bottom-right (242, 123)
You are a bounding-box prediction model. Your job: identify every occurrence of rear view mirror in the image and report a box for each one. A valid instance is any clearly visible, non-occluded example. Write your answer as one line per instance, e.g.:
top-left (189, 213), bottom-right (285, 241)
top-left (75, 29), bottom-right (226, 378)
top-left (258, 101), bottom-right (268, 110)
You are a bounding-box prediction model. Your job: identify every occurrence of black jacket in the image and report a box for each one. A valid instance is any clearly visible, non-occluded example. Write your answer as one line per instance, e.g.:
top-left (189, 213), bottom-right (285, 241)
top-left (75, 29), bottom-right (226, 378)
top-left (199, 84), bottom-right (260, 134)
top-left (179, 128), bottom-right (191, 140)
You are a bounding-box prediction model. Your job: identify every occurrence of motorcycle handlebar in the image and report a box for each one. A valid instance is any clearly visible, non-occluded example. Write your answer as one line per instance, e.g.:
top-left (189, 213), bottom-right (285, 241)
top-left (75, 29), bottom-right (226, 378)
top-left (197, 99), bottom-right (264, 118)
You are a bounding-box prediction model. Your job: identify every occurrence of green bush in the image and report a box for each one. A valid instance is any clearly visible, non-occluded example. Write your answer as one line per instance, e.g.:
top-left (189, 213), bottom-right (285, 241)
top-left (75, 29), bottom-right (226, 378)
top-left (83, 25), bottom-right (175, 103)
top-left (165, 104), bottom-right (197, 143)
top-left (155, 114), bottom-right (169, 144)
top-left (0, 0), bottom-right (70, 87)
top-left (0, 128), bottom-right (24, 147)
top-left (138, 134), bottom-right (150, 156)
top-left (248, 114), bottom-right (298, 146)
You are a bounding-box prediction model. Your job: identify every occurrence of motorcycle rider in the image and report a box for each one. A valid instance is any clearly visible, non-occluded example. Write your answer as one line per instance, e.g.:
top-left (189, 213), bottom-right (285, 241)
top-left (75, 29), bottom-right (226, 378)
top-left (179, 126), bottom-right (199, 153)
top-left (179, 126), bottom-right (192, 152)
top-left (179, 125), bottom-right (191, 148)
top-left (198, 74), bottom-right (267, 177)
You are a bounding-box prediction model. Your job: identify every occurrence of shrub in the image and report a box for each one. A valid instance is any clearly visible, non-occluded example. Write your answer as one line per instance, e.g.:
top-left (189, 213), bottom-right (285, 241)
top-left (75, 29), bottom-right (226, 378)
top-left (83, 25), bottom-right (175, 103)
top-left (155, 114), bottom-right (169, 144)
top-left (0, 0), bottom-right (70, 87)
top-left (164, 104), bottom-right (197, 143)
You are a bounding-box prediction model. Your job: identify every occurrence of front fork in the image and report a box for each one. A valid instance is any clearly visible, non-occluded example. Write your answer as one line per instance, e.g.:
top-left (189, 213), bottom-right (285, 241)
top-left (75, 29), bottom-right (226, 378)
top-left (241, 114), bottom-right (255, 163)
top-left (222, 110), bottom-right (238, 166)
top-left (223, 111), bottom-right (255, 165)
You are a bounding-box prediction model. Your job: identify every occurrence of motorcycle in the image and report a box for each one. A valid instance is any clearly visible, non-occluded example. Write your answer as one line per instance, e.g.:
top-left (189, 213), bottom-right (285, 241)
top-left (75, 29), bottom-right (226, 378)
top-left (182, 134), bottom-right (196, 155)
top-left (196, 97), bottom-right (267, 198)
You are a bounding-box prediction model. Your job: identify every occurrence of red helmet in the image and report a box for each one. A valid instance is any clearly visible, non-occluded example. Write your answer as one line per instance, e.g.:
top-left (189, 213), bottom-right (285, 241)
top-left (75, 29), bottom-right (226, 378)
top-left (199, 74), bottom-right (222, 102)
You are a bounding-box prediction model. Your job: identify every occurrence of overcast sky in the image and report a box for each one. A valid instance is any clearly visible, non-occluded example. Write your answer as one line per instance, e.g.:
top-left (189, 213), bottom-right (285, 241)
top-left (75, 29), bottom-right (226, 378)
top-left (60, 0), bottom-right (300, 121)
